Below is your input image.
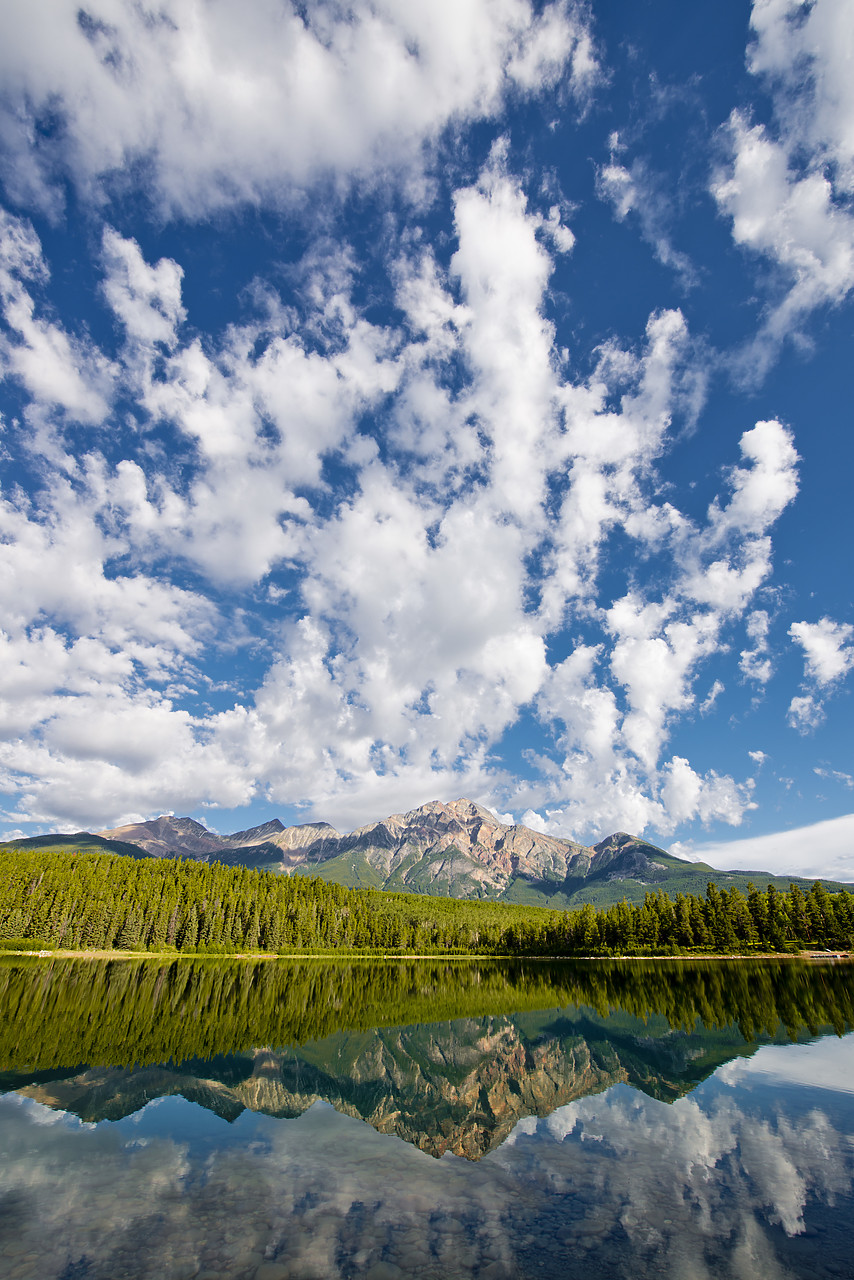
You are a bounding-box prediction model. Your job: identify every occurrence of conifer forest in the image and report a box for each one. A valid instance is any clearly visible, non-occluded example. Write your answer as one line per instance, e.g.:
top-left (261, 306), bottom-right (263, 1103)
top-left (1, 846), bottom-right (851, 957)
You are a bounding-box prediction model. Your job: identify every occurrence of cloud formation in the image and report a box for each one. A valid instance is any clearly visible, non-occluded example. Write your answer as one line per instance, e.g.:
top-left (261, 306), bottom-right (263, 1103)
top-left (713, 0), bottom-right (854, 371)
top-left (3, 1043), bottom-right (853, 1280)
top-left (682, 811), bottom-right (854, 882)
top-left (0, 0), bottom-right (851, 845)
top-left (0, 0), bottom-right (597, 216)
top-left (787, 617), bottom-right (854, 731)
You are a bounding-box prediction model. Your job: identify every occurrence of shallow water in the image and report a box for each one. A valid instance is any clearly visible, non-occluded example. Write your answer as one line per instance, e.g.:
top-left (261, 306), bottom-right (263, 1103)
top-left (0, 956), bottom-right (852, 1280)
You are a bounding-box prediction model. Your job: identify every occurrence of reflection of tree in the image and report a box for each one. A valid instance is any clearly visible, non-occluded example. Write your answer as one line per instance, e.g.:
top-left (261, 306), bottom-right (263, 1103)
top-left (0, 955), bottom-right (851, 1074)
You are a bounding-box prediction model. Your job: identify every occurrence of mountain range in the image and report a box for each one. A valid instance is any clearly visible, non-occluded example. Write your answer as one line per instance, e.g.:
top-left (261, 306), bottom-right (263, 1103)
top-left (4, 797), bottom-right (847, 908)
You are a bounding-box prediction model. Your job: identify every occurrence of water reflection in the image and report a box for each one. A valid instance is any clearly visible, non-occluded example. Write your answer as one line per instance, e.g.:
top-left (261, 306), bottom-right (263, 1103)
top-left (0, 957), bottom-right (852, 1280)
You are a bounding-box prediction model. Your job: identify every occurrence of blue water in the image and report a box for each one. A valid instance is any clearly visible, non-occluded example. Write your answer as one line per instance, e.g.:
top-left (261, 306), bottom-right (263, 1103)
top-left (1, 960), bottom-right (853, 1279)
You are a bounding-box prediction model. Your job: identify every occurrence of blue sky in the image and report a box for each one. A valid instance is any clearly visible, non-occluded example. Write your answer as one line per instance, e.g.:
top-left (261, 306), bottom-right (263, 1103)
top-left (0, 0), bottom-right (852, 874)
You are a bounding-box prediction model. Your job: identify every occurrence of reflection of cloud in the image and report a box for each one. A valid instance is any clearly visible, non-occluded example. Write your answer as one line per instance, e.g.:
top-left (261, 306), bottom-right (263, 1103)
top-left (497, 1078), bottom-right (854, 1257)
top-left (718, 1036), bottom-right (854, 1096)
top-left (4, 1094), bottom-right (96, 1131)
top-left (2, 1065), bottom-right (854, 1279)
top-left (0, 1096), bottom-right (193, 1279)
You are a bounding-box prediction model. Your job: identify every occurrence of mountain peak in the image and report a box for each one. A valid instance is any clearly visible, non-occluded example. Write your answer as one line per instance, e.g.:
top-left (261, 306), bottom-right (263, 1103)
top-left (226, 818), bottom-right (286, 846)
top-left (98, 815), bottom-right (227, 858)
top-left (399, 797), bottom-right (503, 827)
top-left (92, 801), bottom-right (693, 903)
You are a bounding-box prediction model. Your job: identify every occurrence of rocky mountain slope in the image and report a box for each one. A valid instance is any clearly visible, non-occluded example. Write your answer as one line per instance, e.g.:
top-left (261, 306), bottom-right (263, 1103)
top-left (96, 798), bottom-right (686, 905)
top-left (5, 796), bottom-right (842, 908)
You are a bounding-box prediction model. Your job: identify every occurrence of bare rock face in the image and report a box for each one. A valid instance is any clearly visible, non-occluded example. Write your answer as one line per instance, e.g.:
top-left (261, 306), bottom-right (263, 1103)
top-left (97, 815), bottom-right (228, 858)
top-left (264, 798), bottom-right (597, 895)
top-left (225, 819), bottom-right (286, 846)
top-left (97, 798), bottom-right (675, 901)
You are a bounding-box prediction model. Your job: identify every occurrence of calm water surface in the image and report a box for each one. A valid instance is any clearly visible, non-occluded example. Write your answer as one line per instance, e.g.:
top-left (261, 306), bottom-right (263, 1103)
top-left (0, 956), bottom-right (852, 1280)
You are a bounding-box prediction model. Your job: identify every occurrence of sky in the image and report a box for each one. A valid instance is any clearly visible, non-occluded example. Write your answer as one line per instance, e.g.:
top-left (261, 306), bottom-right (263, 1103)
top-left (0, 0), bottom-right (852, 873)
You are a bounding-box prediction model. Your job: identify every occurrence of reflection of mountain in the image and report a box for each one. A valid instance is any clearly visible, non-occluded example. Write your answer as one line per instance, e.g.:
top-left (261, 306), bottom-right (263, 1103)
top-left (10, 1007), bottom-right (814, 1159)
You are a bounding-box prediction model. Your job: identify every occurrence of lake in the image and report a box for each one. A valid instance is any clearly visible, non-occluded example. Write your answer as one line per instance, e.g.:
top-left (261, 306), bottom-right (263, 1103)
top-left (0, 955), bottom-right (852, 1280)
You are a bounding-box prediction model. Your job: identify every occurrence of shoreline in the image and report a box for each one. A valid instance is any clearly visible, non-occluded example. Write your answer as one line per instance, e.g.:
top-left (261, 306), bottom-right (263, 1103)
top-left (2, 947), bottom-right (851, 962)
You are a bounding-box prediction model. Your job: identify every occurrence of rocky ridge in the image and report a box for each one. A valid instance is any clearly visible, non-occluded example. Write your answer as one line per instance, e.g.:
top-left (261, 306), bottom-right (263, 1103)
top-left (98, 797), bottom-right (674, 902)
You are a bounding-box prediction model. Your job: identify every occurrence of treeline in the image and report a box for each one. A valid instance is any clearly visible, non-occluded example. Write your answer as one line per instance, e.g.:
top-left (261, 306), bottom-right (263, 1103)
top-left (1, 846), bottom-right (852, 956)
top-left (1, 954), bottom-right (851, 1073)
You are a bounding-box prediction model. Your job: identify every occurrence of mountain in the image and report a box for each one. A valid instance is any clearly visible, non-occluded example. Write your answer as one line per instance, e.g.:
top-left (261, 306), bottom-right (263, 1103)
top-left (92, 798), bottom-right (691, 903)
top-left (91, 797), bottom-right (847, 908)
top-left (5, 798), bottom-right (846, 909)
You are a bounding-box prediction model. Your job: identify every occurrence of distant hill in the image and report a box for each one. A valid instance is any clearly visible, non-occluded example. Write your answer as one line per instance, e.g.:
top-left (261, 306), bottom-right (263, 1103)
top-left (3, 798), bottom-right (848, 908)
top-left (1, 831), bottom-right (153, 861)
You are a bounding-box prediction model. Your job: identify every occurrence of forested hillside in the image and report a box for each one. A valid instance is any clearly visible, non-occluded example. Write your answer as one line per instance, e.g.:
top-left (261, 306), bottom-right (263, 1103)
top-left (0, 846), bottom-right (852, 956)
top-left (13, 800), bottom-right (846, 908)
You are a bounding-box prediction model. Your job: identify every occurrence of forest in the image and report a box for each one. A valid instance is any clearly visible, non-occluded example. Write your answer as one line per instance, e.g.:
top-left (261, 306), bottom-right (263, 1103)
top-left (1, 845), bottom-right (852, 956)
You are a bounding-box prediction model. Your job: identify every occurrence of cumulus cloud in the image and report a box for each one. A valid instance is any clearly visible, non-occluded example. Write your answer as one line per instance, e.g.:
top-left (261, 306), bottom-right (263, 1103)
top-left (740, 609), bottom-right (773, 683)
top-left (607, 595), bottom-right (720, 769)
top-left (0, 0), bottom-right (598, 218)
top-left (713, 0), bottom-right (854, 369)
top-left (0, 210), bottom-right (114, 423)
top-left (786, 693), bottom-right (822, 732)
top-left (677, 420), bottom-right (798, 616)
top-left (789, 617), bottom-right (854, 685)
top-left (0, 188), bottom-right (800, 833)
top-left (785, 617), bottom-right (854, 733)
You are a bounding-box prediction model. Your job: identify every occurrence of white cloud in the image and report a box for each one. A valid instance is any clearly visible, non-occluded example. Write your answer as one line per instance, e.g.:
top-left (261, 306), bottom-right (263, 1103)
top-left (100, 228), bottom-right (185, 348)
top-left (749, 0), bottom-right (854, 194)
top-left (699, 679), bottom-right (725, 714)
top-left (787, 692), bottom-right (824, 732)
top-left (709, 420), bottom-right (799, 538)
top-left (543, 307), bottom-right (702, 620)
top-left (0, 210), bottom-right (114, 423)
top-left (785, 617), bottom-right (854, 733)
top-left (596, 154), bottom-right (695, 283)
top-left (679, 420), bottom-right (798, 614)
top-left (0, 157), bottom-right (805, 835)
top-left (814, 766), bottom-right (853, 789)
top-left (740, 609), bottom-right (773, 683)
top-left (607, 595), bottom-right (720, 768)
top-left (450, 147), bottom-right (562, 523)
top-left (99, 228), bottom-right (400, 587)
top-left (525, 640), bottom-right (754, 842)
top-left (713, 0), bottom-right (854, 366)
top-left (0, 0), bottom-right (598, 218)
top-left (659, 755), bottom-right (753, 829)
top-left (689, 810), bottom-right (854, 881)
top-left (789, 617), bottom-right (854, 685)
